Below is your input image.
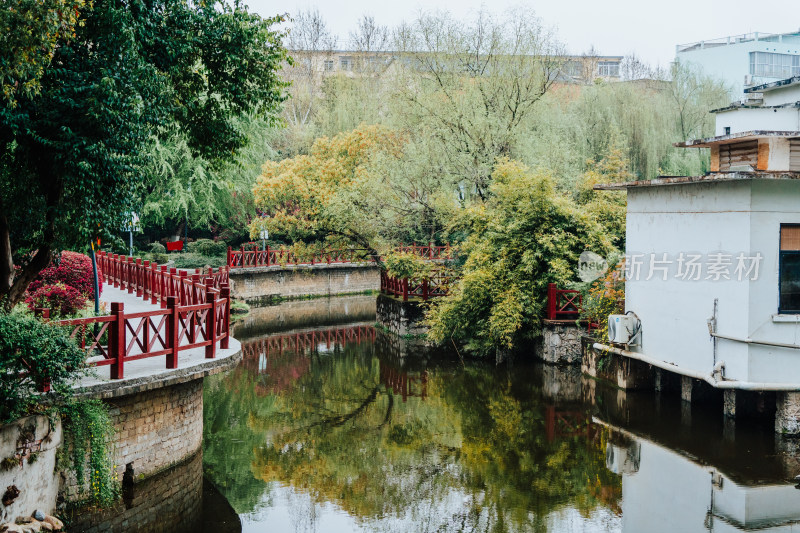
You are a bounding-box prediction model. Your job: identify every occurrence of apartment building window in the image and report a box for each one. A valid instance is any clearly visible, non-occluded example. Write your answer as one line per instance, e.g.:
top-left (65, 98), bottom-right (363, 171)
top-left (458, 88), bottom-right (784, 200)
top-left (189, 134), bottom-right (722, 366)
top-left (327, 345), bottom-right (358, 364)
top-left (598, 61), bottom-right (620, 77)
top-left (324, 60), bottom-right (335, 71)
top-left (564, 61), bottom-right (582, 77)
top-left (750, 52), bottom-right (800, 78)
top-left (340, 56), bottom-right (352, 71)
top-left (780, 224), bottom-right (800, 313)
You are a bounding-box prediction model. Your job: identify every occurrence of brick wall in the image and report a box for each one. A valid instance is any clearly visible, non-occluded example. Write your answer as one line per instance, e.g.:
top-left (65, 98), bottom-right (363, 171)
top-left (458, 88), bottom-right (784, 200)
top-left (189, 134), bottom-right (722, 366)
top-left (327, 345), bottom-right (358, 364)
top-left (65, 450), bottom-right (204, 532)
top-left (229, 264), bottom-right (379, 303)
top-left (62, 379), bottom-right (203, 502)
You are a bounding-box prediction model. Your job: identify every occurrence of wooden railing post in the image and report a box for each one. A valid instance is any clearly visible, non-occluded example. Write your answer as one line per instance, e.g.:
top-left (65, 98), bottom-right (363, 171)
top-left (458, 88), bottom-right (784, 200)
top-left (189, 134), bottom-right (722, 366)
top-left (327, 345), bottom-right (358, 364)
top-left (127, 257), bottom-right (135, 294)
top-left (402, 278), bottom-right (409, 302)
top-left (422, 278), bottom-right (429, 301)
top-left (205, 289), bottom-right (217, 359)
top-left (110, 302), bottom-right (125, 379)
top-left (220, 283), bottom-right (230, 349)
top-left (166, 296), bottom-right (179, 369)
top-left (135, 258), bottom-right (143, 297)
top-left (240, 245), bottom-right (245, 267)
top-left (265, 244), bottom-right (270, 267)
top-left (547, 283), bottom-right (557, 320)
top-left (227, 246), bottom-right (233, 268)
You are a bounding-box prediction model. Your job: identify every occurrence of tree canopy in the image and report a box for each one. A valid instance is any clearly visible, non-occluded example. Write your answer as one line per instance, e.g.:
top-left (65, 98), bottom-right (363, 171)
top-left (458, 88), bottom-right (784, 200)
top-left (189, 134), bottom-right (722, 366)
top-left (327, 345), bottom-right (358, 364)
top-left (0, 0), bottom-right (288, 308)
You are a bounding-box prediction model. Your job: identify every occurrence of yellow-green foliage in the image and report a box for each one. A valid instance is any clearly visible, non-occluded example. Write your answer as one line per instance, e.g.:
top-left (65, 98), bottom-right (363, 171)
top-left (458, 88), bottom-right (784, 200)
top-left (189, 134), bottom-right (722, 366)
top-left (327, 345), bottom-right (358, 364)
top-left (383, 251), bottom-right (430, 280)
top-left (250, 124), bottom-right (404, 244)
top-left (426, 159), bottom-right (616, 354)
top-left (581, 263), bottom-right (626, 343)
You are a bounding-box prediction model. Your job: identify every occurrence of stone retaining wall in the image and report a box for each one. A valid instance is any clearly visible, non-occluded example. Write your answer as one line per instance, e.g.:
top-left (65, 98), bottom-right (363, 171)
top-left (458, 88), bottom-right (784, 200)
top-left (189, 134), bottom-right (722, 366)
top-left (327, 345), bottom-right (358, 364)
top-left (66, 450), bottom-right (204, 533)
top-left (375, 293), bottom-right (427, 338)
top-left (62, 379), bottom-right (204, 502)
top-left (536, 320), bottom-right (584, 364)
top-left (229, 264), bottom-right (379, 303)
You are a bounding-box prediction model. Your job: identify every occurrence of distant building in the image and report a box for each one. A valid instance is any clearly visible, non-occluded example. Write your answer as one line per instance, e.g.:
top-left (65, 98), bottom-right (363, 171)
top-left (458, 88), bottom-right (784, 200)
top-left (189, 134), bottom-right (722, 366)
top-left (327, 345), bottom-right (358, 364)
top-left (596, 76), bottom-right (800, 433)
top-left (286, 49), bottom-right (623, 84)
top-left (676, 31), bottom-right (800, 94)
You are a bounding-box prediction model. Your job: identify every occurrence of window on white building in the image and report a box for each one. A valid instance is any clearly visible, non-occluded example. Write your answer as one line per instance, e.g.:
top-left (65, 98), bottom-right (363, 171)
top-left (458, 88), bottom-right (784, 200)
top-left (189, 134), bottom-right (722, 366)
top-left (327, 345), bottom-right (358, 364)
top-left (598, 61), bottom-right (620, 77)
top-left (779, 224), bottom-right (800, 313)
top-left (340, 56), bottom-right (352, 71)
top-left (750, 52), bottom-right (800, 78)
top-left (324, 60), bottom-right (335, 71)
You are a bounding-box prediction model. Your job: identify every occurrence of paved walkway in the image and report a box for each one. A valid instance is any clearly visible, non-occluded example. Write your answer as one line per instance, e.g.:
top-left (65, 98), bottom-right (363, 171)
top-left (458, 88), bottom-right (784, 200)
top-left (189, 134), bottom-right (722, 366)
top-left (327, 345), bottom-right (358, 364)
top-left (76, 282), bottom-right (241, 397)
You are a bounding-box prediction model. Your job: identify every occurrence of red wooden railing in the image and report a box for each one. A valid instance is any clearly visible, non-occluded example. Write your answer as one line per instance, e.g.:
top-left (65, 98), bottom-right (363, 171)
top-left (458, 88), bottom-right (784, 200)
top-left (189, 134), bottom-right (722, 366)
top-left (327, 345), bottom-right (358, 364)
top-left (380, 268), bottom-right (451, 301)
top-left (546, 282), bottom-right (583, 320)
top-left (42, 251), bottom-right (232, 380)
top-left (227, 243), bottom-right (452, 269)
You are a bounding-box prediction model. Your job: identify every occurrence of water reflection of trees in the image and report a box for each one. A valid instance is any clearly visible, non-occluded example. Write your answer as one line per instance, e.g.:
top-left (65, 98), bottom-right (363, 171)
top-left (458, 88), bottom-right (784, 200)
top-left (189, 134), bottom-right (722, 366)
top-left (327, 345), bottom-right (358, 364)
top-left (204, 332), bottom-right (621, 531)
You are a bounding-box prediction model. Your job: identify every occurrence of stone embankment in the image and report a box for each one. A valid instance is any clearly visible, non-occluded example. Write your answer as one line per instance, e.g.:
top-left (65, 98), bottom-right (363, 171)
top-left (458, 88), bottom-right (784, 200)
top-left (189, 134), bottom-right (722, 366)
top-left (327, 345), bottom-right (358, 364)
top-left (0, 283), bottom-right (241, 529)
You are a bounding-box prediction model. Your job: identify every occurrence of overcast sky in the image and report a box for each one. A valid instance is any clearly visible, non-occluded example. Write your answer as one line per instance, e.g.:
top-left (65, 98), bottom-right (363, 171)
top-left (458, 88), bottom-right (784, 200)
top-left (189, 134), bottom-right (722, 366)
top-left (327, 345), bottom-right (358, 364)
top-left (244, 0), bottom-right (800, 68)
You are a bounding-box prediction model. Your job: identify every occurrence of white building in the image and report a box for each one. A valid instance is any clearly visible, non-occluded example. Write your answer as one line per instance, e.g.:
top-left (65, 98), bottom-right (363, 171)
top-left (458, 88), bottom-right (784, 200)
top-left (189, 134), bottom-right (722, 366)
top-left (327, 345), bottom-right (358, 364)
top-left (676, 31), bottom-right (800, 95)
top-left (597, 77), bottom-right (800, 433)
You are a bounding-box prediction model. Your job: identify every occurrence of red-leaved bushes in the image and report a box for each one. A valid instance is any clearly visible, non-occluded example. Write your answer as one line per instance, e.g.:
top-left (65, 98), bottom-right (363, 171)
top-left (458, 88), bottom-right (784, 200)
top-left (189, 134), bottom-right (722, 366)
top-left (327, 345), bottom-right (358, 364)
top-left (28, 251), bottom-right (101, 297)
top-left (26, 283), bottom-right (88, 317)
top-left (25, 251), bottom-right (101, 317)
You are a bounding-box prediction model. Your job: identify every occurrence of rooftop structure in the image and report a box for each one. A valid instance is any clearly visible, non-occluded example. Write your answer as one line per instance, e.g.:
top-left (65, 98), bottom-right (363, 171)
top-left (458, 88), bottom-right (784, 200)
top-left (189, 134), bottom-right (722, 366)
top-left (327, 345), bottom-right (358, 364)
top-left (675, 30), bottom-right (800, 94)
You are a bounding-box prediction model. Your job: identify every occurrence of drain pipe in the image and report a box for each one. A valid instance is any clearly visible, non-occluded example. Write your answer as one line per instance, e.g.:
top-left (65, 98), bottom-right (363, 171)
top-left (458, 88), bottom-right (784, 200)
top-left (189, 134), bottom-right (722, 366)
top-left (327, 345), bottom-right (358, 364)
top-left (593, 342), bottom-right (800, 391)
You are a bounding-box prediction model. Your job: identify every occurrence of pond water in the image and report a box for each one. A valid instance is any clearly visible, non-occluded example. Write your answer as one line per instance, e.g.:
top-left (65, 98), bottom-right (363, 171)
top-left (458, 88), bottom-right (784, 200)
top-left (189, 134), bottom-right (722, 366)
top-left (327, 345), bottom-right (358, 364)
top-left (201, 295), bottom-right (800, 533)
top-left (70, 295), bottom-right (800, 532)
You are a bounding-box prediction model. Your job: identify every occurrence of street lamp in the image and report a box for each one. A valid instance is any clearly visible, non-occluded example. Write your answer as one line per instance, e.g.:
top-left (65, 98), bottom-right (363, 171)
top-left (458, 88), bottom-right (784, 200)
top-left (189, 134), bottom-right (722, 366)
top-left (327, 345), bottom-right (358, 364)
top-left (260, 229), bottom-right (269, 251)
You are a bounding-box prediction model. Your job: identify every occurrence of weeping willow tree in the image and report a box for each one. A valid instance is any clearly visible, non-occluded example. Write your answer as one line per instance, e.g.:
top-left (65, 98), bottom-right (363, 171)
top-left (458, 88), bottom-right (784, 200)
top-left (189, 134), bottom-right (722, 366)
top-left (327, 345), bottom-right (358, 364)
top-left (140, 115), bottom-right (280, 241)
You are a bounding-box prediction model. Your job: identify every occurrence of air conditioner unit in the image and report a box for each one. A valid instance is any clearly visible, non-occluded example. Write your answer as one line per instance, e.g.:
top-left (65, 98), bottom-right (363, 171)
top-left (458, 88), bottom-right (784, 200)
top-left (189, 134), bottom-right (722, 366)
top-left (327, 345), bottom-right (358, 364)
top-left (744, 74), bottom-right (753, 87)
top-left (608, 314), bottom-right (639, 344)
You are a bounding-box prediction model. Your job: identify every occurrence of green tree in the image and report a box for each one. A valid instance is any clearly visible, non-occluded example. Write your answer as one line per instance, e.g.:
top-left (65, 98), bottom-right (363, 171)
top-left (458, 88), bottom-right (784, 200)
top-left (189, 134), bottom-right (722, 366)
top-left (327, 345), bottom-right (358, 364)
top-left (0, 0), bottom-right (288, 309)
top-left (0, 0), bottom-right (87, 106)
top-left (426, 159), bottom-right (615, 355)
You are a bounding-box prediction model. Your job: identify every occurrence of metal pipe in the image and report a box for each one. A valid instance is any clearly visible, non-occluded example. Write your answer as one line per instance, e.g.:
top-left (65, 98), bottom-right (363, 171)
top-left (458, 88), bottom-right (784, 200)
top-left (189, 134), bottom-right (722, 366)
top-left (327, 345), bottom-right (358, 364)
top-left (593, 342), bottom-right (800, 391)
top-left (710, 332), bottom-right (800, 350)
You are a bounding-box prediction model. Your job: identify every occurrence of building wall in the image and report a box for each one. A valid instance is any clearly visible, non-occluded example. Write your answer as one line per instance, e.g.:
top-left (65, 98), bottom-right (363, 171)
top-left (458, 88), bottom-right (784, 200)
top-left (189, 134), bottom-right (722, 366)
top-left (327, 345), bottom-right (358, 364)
top-left (762, 84), bottom-right (800, 106)
top-left (625, 181), bottom-right (751, 381)
top-left (745, 180), bottom-right (800, 383)
top-left (677, 36), bottom-right (800, 94)
top-left (228, 264), bottom-right (380, 303)
top-left (625, 180), bottom-right (800, 385)
top-left (715, 107), bottom-right (800, 136)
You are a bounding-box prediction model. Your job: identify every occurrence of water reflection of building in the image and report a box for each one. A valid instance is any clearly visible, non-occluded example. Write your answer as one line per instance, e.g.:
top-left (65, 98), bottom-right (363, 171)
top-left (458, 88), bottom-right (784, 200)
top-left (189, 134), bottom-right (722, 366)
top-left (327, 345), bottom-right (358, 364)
top-left (601, 422), bottom-right (800, 532)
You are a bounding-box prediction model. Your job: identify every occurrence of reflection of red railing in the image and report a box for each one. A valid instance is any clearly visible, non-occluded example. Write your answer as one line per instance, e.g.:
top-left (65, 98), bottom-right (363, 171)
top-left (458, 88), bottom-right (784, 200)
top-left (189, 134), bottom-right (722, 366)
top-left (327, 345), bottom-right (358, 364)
top-left (37, 251), bottom-right (232, 380)
top-left (546, 283), bottom-right (582, 320)
top-left (227, 243), bottom-right (452, 269)
top-left (380, 269), bottom-right (451, 301)
top-left (544, 406), bottom-right (593, 442)
top-left (380, 363), bottom-right (427, 402)
top-left (242, 325), bottom-right (377, 361)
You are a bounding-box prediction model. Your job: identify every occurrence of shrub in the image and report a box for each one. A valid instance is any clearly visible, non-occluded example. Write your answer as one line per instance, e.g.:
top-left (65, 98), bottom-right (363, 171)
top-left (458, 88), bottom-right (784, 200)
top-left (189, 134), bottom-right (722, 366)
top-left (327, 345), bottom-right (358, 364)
top-left (148, 242), bottom-right (167, 254)
top-left (149, 252), bottom-right (169, 265)
top-left (170, 253), bottom-right (227, 269)
top-left (580, 262), bottom-right (625, 343)
top-left (25, 283), bottom-right (88, 318)
top-left (0, 313), bottom-right (88, 422)
top-left (384, 251), bottom-right (430, 280)
top-left (186, 238), bottom-right (227, 256)
top-left (28, 251), bottom-right (102, 298)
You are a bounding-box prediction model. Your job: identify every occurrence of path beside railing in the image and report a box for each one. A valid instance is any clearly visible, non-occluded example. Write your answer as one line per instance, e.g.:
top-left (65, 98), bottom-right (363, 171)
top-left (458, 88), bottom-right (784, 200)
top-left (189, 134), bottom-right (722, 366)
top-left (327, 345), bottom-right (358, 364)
top-left (43, 251), bottom-right (235, 385)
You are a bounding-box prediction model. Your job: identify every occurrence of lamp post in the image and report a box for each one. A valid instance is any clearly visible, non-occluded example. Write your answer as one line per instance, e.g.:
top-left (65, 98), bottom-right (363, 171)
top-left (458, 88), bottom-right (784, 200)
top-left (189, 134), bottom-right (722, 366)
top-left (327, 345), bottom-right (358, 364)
top-left (260, 229), bottom-right (269, 251)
